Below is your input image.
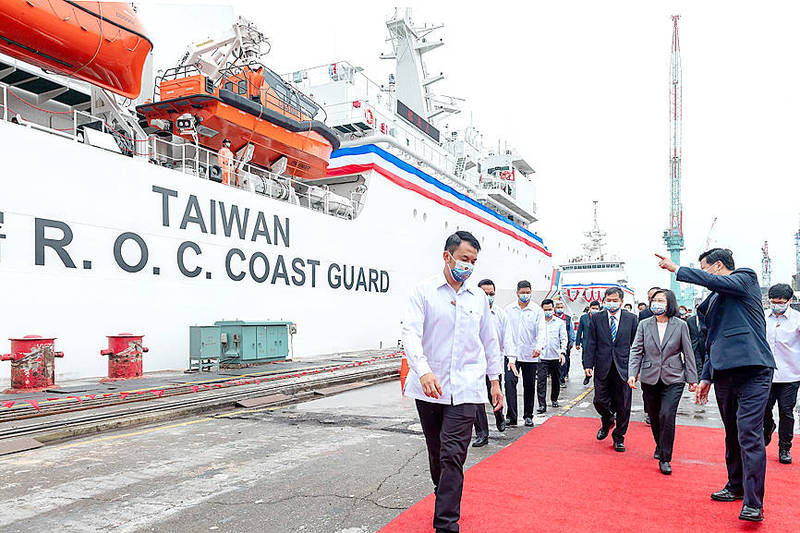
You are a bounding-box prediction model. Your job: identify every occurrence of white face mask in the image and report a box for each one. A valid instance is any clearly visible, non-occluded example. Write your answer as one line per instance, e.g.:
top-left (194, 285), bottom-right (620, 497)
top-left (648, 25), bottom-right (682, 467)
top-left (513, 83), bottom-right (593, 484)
top-left (771, 302), bottom-right (789, 315)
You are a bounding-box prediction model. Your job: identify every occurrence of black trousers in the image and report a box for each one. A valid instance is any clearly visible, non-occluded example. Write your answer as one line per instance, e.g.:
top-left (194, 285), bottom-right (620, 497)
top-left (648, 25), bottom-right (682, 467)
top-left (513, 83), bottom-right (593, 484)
top-left (504, 358), bottom-right (520, 423)
top-left (713, 366), bottom-right (773, 509)
top-left (416, 400), bottom-right (479, 533)
top-left (560, 349), bottom-right (571, 381)
top-left (519, 361), bottom-right (539, 417)
top-left (764, 381), bottom-right (800, 451)
top-left (593, 362), bottom-right (631, 443)
top-left (641, 381), bottom-right (684, 462)
top-left (537, 359), bottom-right (561, 405)
top-left (474, 376), bottom-right (504, 438)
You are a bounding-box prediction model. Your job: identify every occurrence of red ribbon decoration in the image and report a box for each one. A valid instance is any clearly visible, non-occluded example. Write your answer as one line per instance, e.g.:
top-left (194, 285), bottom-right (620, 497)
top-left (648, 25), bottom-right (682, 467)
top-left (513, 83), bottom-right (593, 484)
top-left (2, 401), bottom-right (14, 408)
top-left (120, 392), bottom-right (129, 400)
top-left (26, 400), bottom-right (40, 411)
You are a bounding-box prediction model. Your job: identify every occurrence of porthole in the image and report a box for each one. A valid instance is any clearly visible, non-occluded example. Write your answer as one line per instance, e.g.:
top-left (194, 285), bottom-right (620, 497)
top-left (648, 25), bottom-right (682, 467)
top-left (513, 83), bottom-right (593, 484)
top-left (413, 208), bottom-right (418, 218)
top-left (423, 212), bottom-right (428, 222)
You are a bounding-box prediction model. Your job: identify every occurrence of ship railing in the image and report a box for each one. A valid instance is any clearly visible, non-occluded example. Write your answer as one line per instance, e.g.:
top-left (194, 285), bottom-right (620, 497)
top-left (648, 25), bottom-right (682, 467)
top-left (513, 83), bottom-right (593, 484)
top-left (145, 136), bottom-right (361, 220)
top-left (284, 61), bottom-right (387, 103)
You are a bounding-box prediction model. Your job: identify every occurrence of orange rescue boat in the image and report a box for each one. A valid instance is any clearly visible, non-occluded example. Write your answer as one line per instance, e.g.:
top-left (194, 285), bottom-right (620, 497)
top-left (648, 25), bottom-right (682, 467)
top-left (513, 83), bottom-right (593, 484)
top-left (0, 1), bottom-right (152, 99)
top-left (136, 65), bottom-right (340, 180)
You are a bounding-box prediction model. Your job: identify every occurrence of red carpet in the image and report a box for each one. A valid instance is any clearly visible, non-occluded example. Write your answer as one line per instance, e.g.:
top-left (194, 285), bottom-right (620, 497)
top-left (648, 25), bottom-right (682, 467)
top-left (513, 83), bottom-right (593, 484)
top-left (380, 416), bottom-right (800, 532)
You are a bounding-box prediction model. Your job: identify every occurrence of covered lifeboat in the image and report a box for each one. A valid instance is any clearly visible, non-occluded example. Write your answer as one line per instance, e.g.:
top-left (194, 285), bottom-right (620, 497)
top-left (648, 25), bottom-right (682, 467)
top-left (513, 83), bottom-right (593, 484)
top-left (0, 1), bottom-right (152, 99)
top-left (136, 64), bottom-right (340, 180)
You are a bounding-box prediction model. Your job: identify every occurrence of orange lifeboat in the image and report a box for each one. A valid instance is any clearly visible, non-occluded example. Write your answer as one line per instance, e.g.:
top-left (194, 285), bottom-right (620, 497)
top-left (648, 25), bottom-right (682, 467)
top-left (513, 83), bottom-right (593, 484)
top-left (0, 1), bottom-right (152, 99)
top-left (136, 64), bottom-right (340, 179)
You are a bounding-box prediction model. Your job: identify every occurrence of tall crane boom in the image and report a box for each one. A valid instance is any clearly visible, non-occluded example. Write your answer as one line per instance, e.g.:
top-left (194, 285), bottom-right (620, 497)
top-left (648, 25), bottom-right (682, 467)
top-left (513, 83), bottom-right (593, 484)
top-left (663, 15), bottom-right (686, 303)
top-left (761, 241), bottom-right (771, 288)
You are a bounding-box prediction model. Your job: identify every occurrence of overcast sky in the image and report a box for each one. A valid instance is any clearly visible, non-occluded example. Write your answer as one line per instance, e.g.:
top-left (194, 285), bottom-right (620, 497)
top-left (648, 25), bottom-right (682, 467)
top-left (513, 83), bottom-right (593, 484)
top-left (138, 1), bottom-right (800, 298)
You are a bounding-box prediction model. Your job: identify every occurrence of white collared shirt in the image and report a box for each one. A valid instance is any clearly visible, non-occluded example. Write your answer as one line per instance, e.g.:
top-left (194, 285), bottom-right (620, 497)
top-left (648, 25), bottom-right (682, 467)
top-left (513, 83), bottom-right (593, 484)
top-left (401, 273), bottom-right (502, 405)
top-left (766, 307), bottom-right (800, 383)
top-left (490, 305), bottom-right (517, 362)
top-left (507, 302), bottom-right (546, 362)
top-left (541, 316), bottom-right (567, 360)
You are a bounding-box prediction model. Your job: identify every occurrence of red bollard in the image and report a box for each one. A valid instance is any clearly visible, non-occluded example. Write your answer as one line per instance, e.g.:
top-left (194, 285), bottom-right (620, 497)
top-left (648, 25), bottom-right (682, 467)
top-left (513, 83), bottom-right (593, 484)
top-left (100, 333), bottom-right (149, 381)
top-left (1, 335), bottom-right (64, 393)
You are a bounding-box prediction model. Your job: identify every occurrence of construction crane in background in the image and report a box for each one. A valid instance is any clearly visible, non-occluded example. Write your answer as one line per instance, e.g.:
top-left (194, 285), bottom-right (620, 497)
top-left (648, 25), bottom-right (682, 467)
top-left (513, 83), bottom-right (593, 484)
top-left (794, 217), bottom-right (800, 291)
top-left (703, 216), bottom-right (718, 252)
top-left (761, 241), bottom-right (772, 288)
top-left (663, 15), bottom-right (687, 304)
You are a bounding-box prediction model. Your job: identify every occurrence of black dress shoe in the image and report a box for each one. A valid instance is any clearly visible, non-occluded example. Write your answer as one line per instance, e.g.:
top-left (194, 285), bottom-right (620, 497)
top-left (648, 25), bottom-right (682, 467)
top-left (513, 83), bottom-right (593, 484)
top-left (597, 420), bottom-right (615, 440)
top-left (496, 418), bottom-right (506, 433)
top-left (711, 488), bottom-right (744, 502)
top-left (764, 420), bottom-right (777, 446)
top-left (505, 416), bottom-right (517, 427)
top-left (613, 441), bottom-right (626, 453)
top-left (583, 375), bottom-right (591, 385)
top-left (536, 406), bottom-right (546, 414)
top-left (779, 449), bottom-right (792, 464)
top-left (551, 401), bottom-right (559, 408)
top-left (654, 448), bottom-right (661, 460)
top-left (524, 417), bottom-right (535, 427)
top-left (472, 436), bottom-right (489, 448)
top-left (739, 505), bottom-right (764, 522)
top-left (659, 461), bottom-right (672, 475)
top-left (645, 414), bottom-right (651, 425)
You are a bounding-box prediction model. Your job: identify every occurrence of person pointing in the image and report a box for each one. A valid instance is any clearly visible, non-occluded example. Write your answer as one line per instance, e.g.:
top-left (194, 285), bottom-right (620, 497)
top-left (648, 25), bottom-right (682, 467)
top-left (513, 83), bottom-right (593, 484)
top-left (656, 249), bottom-right (775, 522)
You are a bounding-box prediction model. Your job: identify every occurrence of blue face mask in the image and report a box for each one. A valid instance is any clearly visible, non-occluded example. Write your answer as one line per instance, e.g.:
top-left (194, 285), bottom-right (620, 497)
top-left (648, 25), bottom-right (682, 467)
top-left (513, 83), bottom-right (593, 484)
top-left (605, 301), bottom-right (621, 313)
top-left (544, 311), bottom-right (554, 319)
top-left (650, 302), bottom-right (667, 316)
top-left (448, 253), bottom-right (474, 282)
top-left (555, 309), bottom-right (564, 316)
top-left (487, 295), bottom-right (495, 307)
top-left (771, 302), bottom-right (789, 315)
top-left (519, 293), bottom-right (531, 304)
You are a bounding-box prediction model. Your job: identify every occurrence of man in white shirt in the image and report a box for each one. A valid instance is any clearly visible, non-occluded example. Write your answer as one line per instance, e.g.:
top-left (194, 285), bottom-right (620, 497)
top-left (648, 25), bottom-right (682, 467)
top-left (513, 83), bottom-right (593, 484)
top-left (472, 278), bottom-right (516, 447)
top-left (401, 231), bottom-right (503, 533)
top-left (537, 299), bottom-right (567, 412)
top-left (763, 283), bottom-right (800, 465)
top-left (508, 281), bottom-right (546, 427)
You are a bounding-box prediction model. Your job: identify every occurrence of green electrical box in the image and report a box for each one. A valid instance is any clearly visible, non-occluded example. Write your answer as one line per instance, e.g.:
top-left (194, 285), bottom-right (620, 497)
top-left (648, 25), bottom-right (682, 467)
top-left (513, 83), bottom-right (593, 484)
top-left (189, 320), bottom-right (296, 371)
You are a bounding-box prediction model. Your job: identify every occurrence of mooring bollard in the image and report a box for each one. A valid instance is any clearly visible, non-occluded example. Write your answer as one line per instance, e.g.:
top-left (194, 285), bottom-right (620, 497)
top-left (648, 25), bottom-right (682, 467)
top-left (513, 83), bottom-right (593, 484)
top-left (101, 333), bottom-right (149, 381)
top-left (1, 335), bottom-right (64, 393)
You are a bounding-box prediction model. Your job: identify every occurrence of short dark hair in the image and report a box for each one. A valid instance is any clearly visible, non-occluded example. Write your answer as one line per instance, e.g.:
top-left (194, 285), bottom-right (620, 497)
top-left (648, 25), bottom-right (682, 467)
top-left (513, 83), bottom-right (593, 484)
top-left (768, 283), bottom-right (793, 301)
top-left (477, 278), bottom-right (495, 289)
top-left (637, 302), bottom-right (647, 309)
top-left (604, 287), bottom-right (624, 300)
top-left (699, 248), bottom-right (734, 270)
top-left (589, 300), bottom-right (601, 308)
top-left (651, 289), bottom-right (679, 318)
top-left (649, 286), bottom-right (661, 293)
top-left (517, 280), bottom-right (532, 290)
top-left (624, 303), bottom-right (633, 309)
top-left (541, 298), bottom-right (554, 308)
top-left (444, 231), bottom-right (481, 254)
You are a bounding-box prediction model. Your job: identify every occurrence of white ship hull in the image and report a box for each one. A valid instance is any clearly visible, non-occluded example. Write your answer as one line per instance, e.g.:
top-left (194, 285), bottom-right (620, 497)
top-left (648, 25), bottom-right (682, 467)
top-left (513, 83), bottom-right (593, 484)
top-left (0, 123), bottom-right (552, 380)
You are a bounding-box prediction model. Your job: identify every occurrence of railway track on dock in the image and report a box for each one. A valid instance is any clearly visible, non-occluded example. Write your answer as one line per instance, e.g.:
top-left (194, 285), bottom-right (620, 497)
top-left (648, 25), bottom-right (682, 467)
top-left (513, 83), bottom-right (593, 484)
top-left (0, 355), bottom-right (400, 443)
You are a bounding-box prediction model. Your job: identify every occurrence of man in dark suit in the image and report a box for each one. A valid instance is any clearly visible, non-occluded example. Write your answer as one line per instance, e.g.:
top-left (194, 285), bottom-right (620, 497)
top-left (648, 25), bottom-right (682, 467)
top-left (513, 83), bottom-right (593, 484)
top-left (583, 287), bottom-right (639, 451)
top-left (638, 287), bottom-right (661, 320)
top-left (576, 301), bottom-right (600, 385)
top-left (556, 301), bottom-right (574, 387)
top-left (657, 248), bottom-right (775, 522)
top-left (687, 312), bottom-right (707, 381)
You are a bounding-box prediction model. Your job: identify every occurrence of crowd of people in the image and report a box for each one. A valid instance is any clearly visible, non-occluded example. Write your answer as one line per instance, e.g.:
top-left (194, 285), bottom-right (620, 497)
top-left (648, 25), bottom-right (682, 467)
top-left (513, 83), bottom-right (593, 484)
top-left (401, 232), bottom-right (798, 532)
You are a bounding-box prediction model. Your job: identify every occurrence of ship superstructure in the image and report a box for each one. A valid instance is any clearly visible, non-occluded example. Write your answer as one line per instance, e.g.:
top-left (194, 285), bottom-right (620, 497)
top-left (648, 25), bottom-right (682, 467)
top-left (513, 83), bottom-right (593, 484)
top-left (557, 201), bottom-right (634, 315)
top-left (0, 5), bottom-right (553, 381)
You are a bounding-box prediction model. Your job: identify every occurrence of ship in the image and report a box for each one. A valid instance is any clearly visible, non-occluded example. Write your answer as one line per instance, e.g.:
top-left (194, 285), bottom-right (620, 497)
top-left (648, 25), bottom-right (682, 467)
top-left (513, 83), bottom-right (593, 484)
top-left (0, 4), bottom-right (552, 381)
top-left (556, 201), bottom-right (635, 316)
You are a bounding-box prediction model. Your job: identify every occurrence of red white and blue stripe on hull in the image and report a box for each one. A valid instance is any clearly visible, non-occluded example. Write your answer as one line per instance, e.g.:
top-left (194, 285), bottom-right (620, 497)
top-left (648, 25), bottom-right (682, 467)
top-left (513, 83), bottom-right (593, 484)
top-left (326, 144), bottom-right (551, 257)
top-left (561, 283), bottom-right (636, 304)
